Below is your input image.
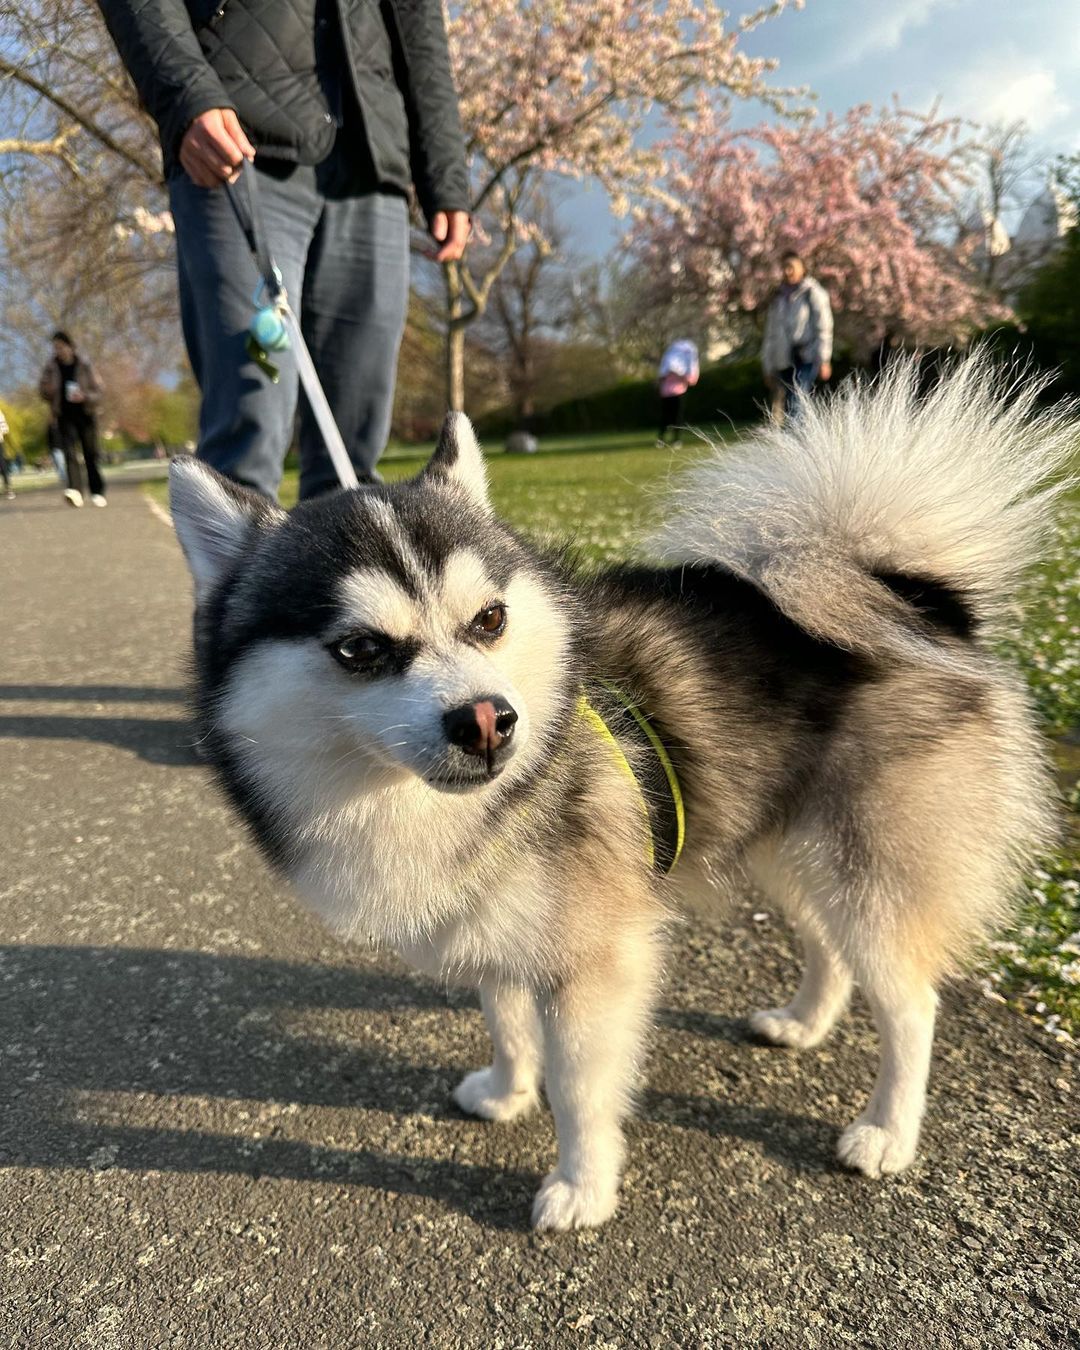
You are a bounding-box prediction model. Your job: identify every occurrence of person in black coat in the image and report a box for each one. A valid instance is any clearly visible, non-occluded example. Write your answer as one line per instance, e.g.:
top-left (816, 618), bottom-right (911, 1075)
top-left (99, 0), bottom-right (471, 500)
top-left (39, 332), bottom-right (108, 508)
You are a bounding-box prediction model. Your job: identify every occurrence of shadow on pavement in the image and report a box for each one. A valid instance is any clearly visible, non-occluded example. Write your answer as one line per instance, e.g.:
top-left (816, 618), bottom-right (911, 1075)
top-left (0, 944), bottom-right (822, 1224)
top-left (0, 945), bottom-right (451, 1109)
top-left (642, 1090), bottom-right (838, 1175)
top-left (0, 713), bottom-right (201, 766)
top-left (0, 944), bottom-right (536, 1227)
top-left (649, 1007), bottom-right (840, 1173)
top-left (656, 1005), bottom-right (754, 1041)
top-left (0, 684), bottom-right (186, 703)
top-left (0, 683), bottom-right (195, 765)
top-left (9, 1120), bottom-right (538, 1226)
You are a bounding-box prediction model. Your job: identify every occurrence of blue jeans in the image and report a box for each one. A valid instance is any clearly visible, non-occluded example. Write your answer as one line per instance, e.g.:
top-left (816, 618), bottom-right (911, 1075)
top-left (779, 361), bottom-right (820, 420)
top-left (169, 158), bottom-right (410, 501)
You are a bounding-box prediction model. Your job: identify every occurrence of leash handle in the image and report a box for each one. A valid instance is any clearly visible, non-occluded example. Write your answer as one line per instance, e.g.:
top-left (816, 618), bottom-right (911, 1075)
top-left (223, 170), bottom-right (282, 301)
top-left (223, 164), bottom-right (360, 492)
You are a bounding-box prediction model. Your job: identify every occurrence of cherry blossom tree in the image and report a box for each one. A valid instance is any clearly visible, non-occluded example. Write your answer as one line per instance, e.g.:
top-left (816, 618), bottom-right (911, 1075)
top-left (0, 0), bottom-right (177, 384)
top-left (635, 101), bottom-right (1001, 356)
top-left (2, 0), bottom-right (808, 406)
top-left (440, 0), bottom-right (805, 407)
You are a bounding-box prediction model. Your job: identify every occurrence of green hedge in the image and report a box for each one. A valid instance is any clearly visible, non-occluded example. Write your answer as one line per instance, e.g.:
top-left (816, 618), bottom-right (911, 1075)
top-left (476, 354), bottom-right (858, 439)
top-left (976, 323), bottom-right (1080, 401)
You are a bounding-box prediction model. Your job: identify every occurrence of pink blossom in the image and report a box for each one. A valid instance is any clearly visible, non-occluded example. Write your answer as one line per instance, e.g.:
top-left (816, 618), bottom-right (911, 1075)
top-left (635, 102), bottom-right (1005, 349)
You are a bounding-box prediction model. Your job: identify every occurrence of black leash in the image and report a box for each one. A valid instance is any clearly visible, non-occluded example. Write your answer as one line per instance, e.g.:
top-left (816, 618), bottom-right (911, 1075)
top-left (224, 170), bottom-right (282, 303)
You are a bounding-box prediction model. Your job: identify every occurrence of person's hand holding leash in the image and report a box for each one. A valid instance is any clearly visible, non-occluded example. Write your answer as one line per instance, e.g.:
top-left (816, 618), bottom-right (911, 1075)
top-left (820, 361), bottom-right (833, 381)
top-left (431, 210), bottom-right (471, 262)
top-left (181, 109), bottom-right (256, 188)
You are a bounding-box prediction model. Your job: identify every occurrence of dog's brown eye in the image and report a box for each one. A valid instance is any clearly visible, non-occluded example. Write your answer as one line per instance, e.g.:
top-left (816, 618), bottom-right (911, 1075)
top-left (330, 634), bottom-right (385, 669)
top-left (473, 604), bottom-right (506, 636)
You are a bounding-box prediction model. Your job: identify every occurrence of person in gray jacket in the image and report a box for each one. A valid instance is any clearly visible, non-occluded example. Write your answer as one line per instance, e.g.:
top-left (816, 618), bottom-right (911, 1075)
top-left (761, 251), bottom-right (833, 422)
top-left (99, 0), bottom-right (471, 501)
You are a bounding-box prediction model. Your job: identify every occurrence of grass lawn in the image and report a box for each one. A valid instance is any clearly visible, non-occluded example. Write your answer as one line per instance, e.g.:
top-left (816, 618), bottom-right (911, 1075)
top-left (146, 428), bottom-right (1080, 1041)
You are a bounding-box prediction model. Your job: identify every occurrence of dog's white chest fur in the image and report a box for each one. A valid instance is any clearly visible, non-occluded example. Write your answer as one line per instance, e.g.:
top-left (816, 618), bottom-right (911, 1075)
top-left (286, 784), bottom-right (556, 982)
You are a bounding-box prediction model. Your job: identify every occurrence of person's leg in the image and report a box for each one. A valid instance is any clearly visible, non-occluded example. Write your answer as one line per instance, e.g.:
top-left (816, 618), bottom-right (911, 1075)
top-left (777, 367), bottom-right (797, 421)
top-left (168, 164), bottom-right (321, 500)
top-left (79, 416), bottom-right (106, 498)
top-left (658, 395), bottom-right (676, 442)
top-left (58, 416), bottom-right (85, 498)
top-left (296, 192), bottom-right (410, 500)
top-left (795, 360), bottom-right (819, 398)
top-left (670, 393), bottom-right (684, 445)
top-left (0, 453), bottom-right (10, 493)
top-left (782, 363), bottom-right (819, 420)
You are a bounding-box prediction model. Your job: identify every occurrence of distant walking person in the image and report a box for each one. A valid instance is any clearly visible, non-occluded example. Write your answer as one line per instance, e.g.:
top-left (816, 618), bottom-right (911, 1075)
top-left (0, 407), bottom-right (13, 499)
top-left (39, 332), bottom-right (106, 508)
top-left (761, 251), bottom-right (833, 422)
top-left (657, 339), bottom-right (700, 448)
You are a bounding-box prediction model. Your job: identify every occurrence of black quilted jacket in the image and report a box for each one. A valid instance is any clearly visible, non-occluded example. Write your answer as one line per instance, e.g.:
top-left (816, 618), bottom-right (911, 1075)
top-left (98, 0), bottom-right (469, 222)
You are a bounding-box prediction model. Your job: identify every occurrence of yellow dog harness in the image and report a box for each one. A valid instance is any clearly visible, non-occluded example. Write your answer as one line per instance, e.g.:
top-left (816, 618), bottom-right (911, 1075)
top-left (578, 681), bottom-right (686, 874)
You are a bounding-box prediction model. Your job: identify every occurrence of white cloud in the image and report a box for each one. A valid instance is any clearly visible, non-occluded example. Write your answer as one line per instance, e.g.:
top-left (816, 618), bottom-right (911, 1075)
top-left (945, 59), bottom-right (1071, 133)
top-left (825, 0), bottom-right (950, 69)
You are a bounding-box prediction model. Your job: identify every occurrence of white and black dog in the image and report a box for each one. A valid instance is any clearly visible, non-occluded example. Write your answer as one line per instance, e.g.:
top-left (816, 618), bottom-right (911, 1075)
top-left (170, 357), bottom-right (1069, 1230)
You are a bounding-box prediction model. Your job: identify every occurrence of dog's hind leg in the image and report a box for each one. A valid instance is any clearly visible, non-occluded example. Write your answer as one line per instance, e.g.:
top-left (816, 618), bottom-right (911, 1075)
top-left (750, 840), bottom-right (934, 1173)
top-left (835, 968), bottom-right (938, 1178)
top-left (750, 923), bottom-right (852, 1049)
top-left (453, 982), bottom-right (543, 1123)
top-left (531, 932), bottom-right (660, 1231)
top-left (746, 847), bottom-right (853, 1048)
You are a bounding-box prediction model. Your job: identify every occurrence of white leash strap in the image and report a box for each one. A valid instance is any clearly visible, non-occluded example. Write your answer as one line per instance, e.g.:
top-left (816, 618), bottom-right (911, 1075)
top-left (279, 301), bottom-right (359, 490)
top-left (224, 167), bottom-right (360, 492)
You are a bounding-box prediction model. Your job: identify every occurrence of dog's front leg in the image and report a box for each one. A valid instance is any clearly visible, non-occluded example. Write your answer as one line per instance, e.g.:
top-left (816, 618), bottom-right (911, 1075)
top-left (453, 982), bottom-right (543, 1122)
top-left (531, 941), bottom-right (658, 1232)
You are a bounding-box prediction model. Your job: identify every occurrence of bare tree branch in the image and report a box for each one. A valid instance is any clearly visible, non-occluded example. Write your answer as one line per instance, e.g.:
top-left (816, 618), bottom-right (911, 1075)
top-left (0, 51), bottom-right (160, 181)
top-left (0, 126), bottom-right (79, 173)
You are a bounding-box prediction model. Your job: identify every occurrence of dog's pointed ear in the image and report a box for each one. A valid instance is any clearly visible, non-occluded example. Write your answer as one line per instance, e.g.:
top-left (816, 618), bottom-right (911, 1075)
top-left (169, 457), bottom-right (284, 602)
top-left (423, 412), bottom-right (490, 509)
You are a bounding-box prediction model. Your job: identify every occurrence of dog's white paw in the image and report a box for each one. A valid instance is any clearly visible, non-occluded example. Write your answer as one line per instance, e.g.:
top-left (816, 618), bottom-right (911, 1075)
top-left (452, 1068), bottom-right (538, 1123)
top-left (749, 1006), bottom-right (828, 1049)
top-left (837, 1118), bottom-right (918, 1178)
top-left (530, 1171), bottom-right (619, 1232)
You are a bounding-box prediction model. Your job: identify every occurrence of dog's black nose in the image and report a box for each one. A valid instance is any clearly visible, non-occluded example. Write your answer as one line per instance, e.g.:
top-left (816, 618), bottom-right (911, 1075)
top-left (443, 697), bottom-right (518, 759)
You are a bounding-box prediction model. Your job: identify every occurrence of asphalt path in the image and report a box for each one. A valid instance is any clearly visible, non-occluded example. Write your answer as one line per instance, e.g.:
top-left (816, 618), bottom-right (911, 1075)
top-left (1, 482), bottom-right (1076, 1348)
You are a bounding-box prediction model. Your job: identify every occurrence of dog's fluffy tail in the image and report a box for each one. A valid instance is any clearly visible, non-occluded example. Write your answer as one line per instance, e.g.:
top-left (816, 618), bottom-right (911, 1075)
top-left (653, 353), bottom-right (1077, 665)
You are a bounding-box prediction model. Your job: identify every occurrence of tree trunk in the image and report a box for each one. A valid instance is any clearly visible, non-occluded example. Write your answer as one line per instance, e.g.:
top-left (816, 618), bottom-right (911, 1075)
top-left (444, 262), bottom-right (467, 411)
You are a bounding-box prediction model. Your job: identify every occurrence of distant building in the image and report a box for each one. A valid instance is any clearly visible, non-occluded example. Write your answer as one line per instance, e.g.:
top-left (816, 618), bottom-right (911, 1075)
top-left (966, 206), bottom-right (1012, 274)
top-left (1008, 184), bottom-right (1077, 295)
top-left (962, 180), bottom-right (1077, 306)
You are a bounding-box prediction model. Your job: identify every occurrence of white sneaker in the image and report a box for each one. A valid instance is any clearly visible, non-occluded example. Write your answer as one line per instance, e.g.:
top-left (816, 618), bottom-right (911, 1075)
top-left (63, 489), bottom-right (84, 508)
top-left (91, 494), bottom-right (107, 508)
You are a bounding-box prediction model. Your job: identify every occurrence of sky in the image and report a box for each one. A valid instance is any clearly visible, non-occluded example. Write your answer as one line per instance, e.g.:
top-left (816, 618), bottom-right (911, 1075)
top-left (564, 0), bottom-right (1080, 256)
